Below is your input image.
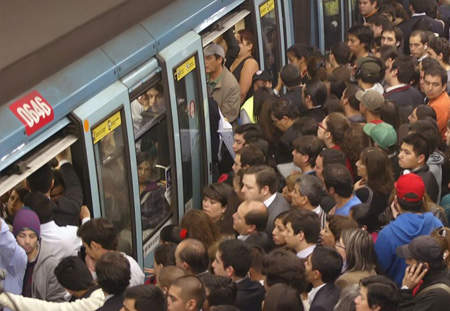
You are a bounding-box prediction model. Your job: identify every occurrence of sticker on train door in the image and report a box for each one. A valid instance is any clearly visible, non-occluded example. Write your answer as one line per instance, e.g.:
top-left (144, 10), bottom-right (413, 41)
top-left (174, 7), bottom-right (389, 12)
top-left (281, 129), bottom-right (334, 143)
top-left (92, 111), bottom-right (121, 144)
top-left (9, 90), bottom-right (54, 136)
top-left (260, 0), bottom-right (275, 17)
top-left (175, 56), bottom-right (196, 81)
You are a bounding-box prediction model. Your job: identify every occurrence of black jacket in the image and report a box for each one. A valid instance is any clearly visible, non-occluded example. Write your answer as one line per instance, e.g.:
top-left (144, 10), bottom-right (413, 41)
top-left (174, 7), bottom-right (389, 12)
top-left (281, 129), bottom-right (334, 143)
top-left (399, 15), bottom-right (444, 55)
top-left (96, 294), bottom-right (124, 311)
top-left (404, 165), bottom-right (439, 203)
top-left (399, 265), bottom-right (450, 311)
top-left (281, 86), bottom-right (307, 114)
top-left (384, 85), bottom-right (423, 124)
top-left (310, 283), bottom-right (341, 311)
top-left (235, 277), bottom-right (265, 311)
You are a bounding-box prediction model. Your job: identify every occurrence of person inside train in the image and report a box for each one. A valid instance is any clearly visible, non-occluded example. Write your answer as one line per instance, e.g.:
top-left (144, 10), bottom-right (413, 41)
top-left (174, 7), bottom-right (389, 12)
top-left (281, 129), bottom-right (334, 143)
top-left (77, 218), bottom-right (145, 287)
top-left (26, 149), bottom-right (83, 227)
top-left (227, 29), bottom-right (259, 104)
top-left (136, 151), bottom-right (170, 231)
top-left (204, 43), bottom-right (241, 125)
top-left (131, 83), bottom-right (166, 134)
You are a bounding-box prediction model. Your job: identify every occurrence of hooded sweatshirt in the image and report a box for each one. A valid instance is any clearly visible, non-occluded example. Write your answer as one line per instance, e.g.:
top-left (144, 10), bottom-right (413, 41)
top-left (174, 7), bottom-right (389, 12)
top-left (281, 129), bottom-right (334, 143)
top-left (374, 212), bottom-right (443, 286)
top-left (427, 151), bottom-right (444, 203)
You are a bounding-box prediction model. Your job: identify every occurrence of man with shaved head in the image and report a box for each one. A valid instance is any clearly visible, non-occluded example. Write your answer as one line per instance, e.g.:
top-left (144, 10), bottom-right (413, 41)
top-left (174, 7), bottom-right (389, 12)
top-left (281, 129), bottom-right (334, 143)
top-left (167, 276), bottom-right (206, 311)
top-left (174, 238), bottom-right (209, 279)
top-left (232, 200), bottom-right (268, 241)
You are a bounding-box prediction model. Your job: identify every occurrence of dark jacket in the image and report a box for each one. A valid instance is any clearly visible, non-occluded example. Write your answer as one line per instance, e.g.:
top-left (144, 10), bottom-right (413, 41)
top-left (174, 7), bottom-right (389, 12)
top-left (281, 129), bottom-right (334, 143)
top-left (235, 277), bottom-right (265, 311)
top-left (399, 15), bottom-right (444, 55)
top-left (53, 163), bottom-right (83, 226)
top-left (280, 86), bottom-right (307, 113)
top-left (96, 294), bottom-right (124, 311)
top-left (265, 193), bottom-right (291, 235)
top-left (310, 283), bottom-right (341, 311)
top-left (398, 265), bottom-right (450, 311)
top-left (384, 85), bottom-right (423, 123)
top-left (405, 165), bottom-right (439, 203)
top-left (273, 126), bottom-right (299, 164)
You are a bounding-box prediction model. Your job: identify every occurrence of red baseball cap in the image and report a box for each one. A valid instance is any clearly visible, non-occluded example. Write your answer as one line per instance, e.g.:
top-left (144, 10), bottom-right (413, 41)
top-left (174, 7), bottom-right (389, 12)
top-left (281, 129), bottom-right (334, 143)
top-left (395, 173), bottom-right (425, 202)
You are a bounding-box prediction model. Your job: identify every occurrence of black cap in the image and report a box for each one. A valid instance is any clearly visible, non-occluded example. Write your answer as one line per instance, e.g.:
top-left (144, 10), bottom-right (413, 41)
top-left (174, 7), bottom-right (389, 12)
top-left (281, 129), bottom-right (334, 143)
top-left (396, 236), bottom-right (443, 264)
top-left (252, 70), bottom-right (272, 83)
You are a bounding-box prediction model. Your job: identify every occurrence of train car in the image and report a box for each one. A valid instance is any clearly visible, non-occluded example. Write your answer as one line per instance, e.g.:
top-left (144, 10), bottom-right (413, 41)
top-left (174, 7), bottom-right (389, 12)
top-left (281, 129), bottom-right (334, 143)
top-left (0, 0), bottom-right (354, 267)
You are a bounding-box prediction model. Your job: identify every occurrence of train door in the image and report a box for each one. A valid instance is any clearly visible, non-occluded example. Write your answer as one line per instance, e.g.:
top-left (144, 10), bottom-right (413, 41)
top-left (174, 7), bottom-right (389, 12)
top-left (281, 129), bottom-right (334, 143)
top-left (279, 0), bottom-right (294, 53)
top-left (72, 82), bottom-right (143, 265)
top-left (253, 0), bottom-right (286, 86)
top-left (157, 31), bottom-right (211, 229)
top-left (316, 0), bottom-right (346, 53)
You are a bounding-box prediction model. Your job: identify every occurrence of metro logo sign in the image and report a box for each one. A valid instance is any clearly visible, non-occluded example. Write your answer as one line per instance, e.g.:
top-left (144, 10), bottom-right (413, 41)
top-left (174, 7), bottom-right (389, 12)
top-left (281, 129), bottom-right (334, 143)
top-left (9, 90), bottom-right (54, 136)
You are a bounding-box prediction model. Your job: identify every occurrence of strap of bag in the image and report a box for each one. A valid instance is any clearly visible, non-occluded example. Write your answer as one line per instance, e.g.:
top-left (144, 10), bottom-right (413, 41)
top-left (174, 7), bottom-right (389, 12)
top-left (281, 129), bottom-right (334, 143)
top-left (416, 283), bottom-right (450, 298)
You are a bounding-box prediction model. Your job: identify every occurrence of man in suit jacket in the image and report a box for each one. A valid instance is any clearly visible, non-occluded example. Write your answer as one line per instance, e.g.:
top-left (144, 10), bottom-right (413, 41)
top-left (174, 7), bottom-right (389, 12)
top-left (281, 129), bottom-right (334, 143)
top-left (399, 0), bottom-right (444, 55)
top-left (305, 246), bottom-right (342, 311)
top-left (241, 166), bottom-right (291, 235)
top-left (95, 252), bottom-right (130, 311)
top-left (212, 240), bottom-right (265, 311)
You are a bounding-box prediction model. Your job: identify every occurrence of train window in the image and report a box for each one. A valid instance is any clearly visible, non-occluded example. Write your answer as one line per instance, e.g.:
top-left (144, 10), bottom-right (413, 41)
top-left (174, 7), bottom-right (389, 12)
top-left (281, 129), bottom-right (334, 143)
top-left (322, 0), bottom-right (343, 51)
top-left (259, 1), bottom-right (281, 86)
top-left (173, 55), bottom-right (205, 211)
top-left (92, 110), bottom-right (134, 256)
top-left (131, 82), bottom-right (172, 243)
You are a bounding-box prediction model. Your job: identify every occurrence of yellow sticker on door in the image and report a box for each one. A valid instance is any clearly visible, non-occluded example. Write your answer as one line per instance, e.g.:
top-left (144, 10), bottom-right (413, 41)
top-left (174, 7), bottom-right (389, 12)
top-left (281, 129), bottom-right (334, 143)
top-left (92, 111), bottom-right (121, 144)
top-left (260, 0), bottom-right (275, 17)
top-left (175, 56), bottom-right (196, 81)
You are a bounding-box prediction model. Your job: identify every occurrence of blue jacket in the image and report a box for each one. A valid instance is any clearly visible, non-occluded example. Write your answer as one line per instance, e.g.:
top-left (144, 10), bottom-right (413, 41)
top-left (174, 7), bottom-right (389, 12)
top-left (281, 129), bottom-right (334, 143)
top-left (375, 212), bottom-right (442, 285)
top-left (0, 218), bottom-right (27, 295)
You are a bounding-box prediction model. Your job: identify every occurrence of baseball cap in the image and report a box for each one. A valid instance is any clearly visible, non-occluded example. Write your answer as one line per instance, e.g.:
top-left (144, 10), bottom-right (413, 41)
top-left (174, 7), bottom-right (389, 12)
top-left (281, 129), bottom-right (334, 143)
top-left (252, 70), bottom-right (272, 83)
top-left (355, 90), bottom-right (385, 112)
top-left (203, 43), bottom-right (225, 59)
top-left (356, 57), bottom-right (382, 81)
top-left (363, 122), bottom-right (397, 149)
top-left (396, 236), bottom-right (443, 264)
top-left (395, 173), bottom-right (425, 203)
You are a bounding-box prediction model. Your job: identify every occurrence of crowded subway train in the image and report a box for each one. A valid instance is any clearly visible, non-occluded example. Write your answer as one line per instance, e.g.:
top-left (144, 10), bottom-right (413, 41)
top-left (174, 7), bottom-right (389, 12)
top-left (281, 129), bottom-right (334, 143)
top-left (0, 0), bottom-right (356, 267)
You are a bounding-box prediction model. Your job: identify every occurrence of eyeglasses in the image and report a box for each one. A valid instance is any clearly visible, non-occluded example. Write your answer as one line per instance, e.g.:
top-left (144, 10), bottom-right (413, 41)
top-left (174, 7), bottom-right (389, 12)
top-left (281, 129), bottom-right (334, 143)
top-left (318, 122), bottom-right (327, 131)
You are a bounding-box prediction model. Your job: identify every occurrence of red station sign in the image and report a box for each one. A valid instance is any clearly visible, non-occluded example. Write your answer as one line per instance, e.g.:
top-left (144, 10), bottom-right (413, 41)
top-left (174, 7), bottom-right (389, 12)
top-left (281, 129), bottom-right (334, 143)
top-left (9, 90), bottom-right (54, 136)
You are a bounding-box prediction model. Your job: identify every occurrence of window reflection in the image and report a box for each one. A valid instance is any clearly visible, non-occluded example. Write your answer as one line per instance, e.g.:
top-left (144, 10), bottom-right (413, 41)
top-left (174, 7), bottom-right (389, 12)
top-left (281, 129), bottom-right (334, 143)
top-left (260, 7), bottom-right (280, 86)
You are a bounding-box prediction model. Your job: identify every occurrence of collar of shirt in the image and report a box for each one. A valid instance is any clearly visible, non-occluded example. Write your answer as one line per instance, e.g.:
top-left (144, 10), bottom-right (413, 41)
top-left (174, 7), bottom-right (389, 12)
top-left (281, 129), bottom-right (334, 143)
top-left (238, 234), bottom-right (250, 241)
top-left (297, 244), bottom-right (316, 259)
top-left (308, 283), bottom-right (326, 304)
top-left (208, 68), bottom-right (225, 89)
top-left (385, 83), bottom-right (408, 93)
top-left (412, 13), bottom-right (426, 17)
top-left (313, 205), bottom-right (323, 215)
top-left (263, 193), bottom-right (277, 209)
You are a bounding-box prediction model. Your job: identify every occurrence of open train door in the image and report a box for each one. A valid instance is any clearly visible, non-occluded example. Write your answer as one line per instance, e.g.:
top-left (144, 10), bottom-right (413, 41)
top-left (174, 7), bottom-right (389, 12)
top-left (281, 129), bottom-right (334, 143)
top-left (252, 0), bottom-right (287, 87)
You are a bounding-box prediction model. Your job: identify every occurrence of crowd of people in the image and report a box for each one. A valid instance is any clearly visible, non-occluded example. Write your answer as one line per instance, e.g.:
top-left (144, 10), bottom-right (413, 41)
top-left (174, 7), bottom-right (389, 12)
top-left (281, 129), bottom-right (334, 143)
top-left (1, 0), bottom-right (450, 310)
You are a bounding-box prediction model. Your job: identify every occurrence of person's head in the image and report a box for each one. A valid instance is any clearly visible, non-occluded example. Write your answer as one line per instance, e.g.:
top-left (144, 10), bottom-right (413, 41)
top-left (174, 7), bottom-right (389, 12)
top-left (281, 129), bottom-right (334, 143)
top-left (303, 79), bottom-right (328, 108)
top-left (237, 29), bottom-right (255, 57)
top-left (160, 225), bottom-right (187, 244)
top-left (368, 14), bottom-right (392, 38)
top-left (235, 145), bottom-right (266, 173)
top-left (22, 191), bottom-right (54, 224)
top-left (263, 283), bottom-right (304, 311)
top-left (122, 285), bottom-right (167, 311)
top-left (409, 0), bottom-right (433, 14)
top-left (213, 239), bottom-right (251, 278)
top-left (408, 105), bottom-right (437, 124)
top-left (320, 215), bottom-right (358, 248)
top-left (272, 211), bottom-right (289, 246)
top-left (347, 25), bottom-right (374, 56)
top-left (397, 235), bottom-right (445, 270)
top-left (292, 135), bottom-right (324, 170)
top-left (54, 256), bottom-right (95, 295)
top-left (252, 70), bottom-right (273, 91)
top-left (262, 249), bottom-right (307, 292)
top-left (96, 251), bottom-right (130, 295)
top-left (248, 246), bottom-right (265, 281)
top-left (146, 83), bottom-right (165, 113)
top-left (323, 164), bottom-right (353, 199)
top-left (13, 207), bottom-right (40, 257)
top-left (409, 30), bottom-right (428, 59)
top-left (356, 147), bottom-right (394, 193)
top-left (339, 228), bottom-right (376, 272)
top-left (427, 37), bottom-right (450, 66)
top-left (175, 238), bottom-right (209, 275)
top-left (306, 54), bottom-right (327, 81)
top-left (233, 124), bottom-right (263, 152)
top-left (424, 65), bottom-right (448, 100)
top-left (180, 210), bottom-right (219, 249)
top-left (380, 26), bottom-right (403, 48)
top-left (350, 203), bottom-right (381, 233)
top-left (77, 218), bottom-right (118, 260)
top-left (359, 0), bottom-right (379, 17)
top-left (399, 132), bottom-right (430, 170)
top-left (154, 243), bottom-right (177, 276)
top-left (315, 148), bottom-right (347, 182)
top-left (137, 152), bottom-right (158, 184)
top-left (204, 44), bottom-right (225, 75)
top-left (430, 228), bottom-right (450, 268)
top-left (167, 276), bottom-right (206, 311)
top-left (282, 173), bottom-right (302, 204)
top-left (341, 84), bottom-right (364, 113)
top-left (290, 174), bottom-right (323, 209)
top-left (283, 210), bottom-right (321, 249)
top-left (305, 246), bottom-right (343, 285)
top-left (269, 99), bottom-right (300, 132)
top-left (245, 232), bottom-right (275, 254)
top-left (232, 200), bottom-right (268, 236)
top-left (355, 275), bottom-right (399, 311)
top-left (202, 183), bottom-right (239, 225)
top-left (330, 42), bottom-right (351, 66)
top-left (50, 169), bottom-right (65, 201)
top-left (286, 43), bottom-right (311, 71)
top-left (26, 163), bottom-right (53, 194)
top-left (280, 64), bottom-right (302, 88)
top-left (356, 90), bottom-right (385, 116)
top-left (419, 57), bottom-right (441, 92)
top-left (363, 122), bottom-right (397, 151)
top-left (201, 275), bottom-right (237, 311)
top-left (355, 57), bottom-right (384, 84)
top-left (318, 112), bottom-right (350, 147)
top-left (7, 185), bottom-right (28, 217)
top-left (385, 55), bottom-right (417, 87)
top-left (409, 119), bottom-right (440, 152)
top-left (157, 266), bottom-right (186, 294)
top-left (241, 165), bottom-right (277, 201)
top-left (394, 173), bottom-right (425, 212)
